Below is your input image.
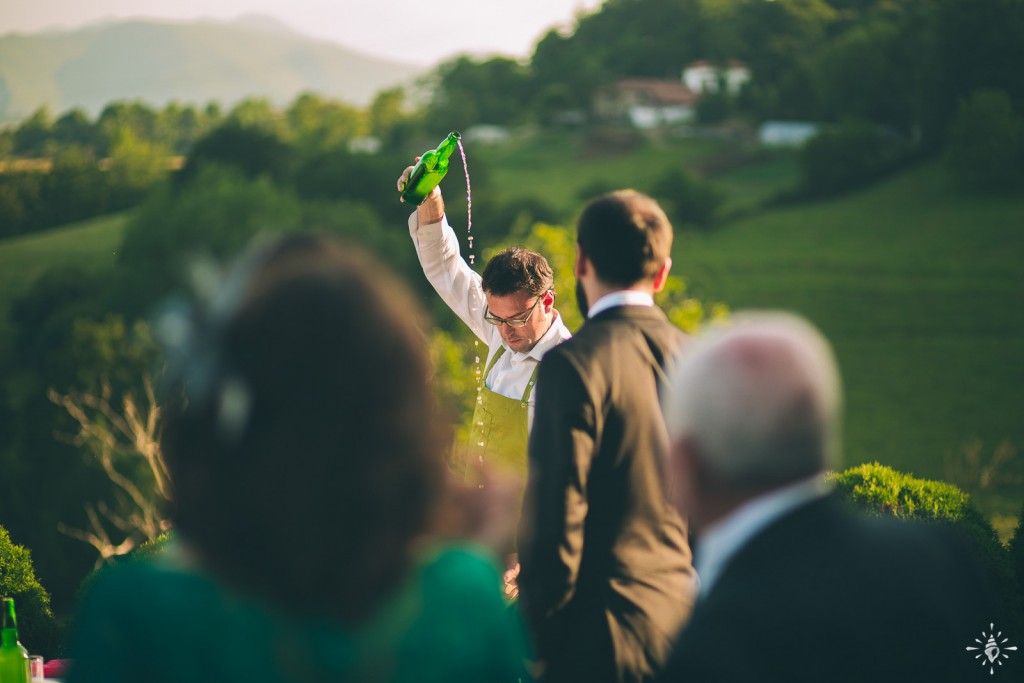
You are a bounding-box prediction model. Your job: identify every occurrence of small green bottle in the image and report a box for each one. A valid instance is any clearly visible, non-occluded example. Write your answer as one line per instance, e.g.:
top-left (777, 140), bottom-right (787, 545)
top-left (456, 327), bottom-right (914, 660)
top-left (399, 131), bottom-right (461, 205)
top-left (0, 598), bottom-right (29, 683)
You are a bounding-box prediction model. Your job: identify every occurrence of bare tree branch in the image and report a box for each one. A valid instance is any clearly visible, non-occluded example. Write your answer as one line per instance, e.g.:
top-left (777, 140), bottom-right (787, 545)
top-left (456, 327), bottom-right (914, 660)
top-left (49, 375), bottom-right (169, 565)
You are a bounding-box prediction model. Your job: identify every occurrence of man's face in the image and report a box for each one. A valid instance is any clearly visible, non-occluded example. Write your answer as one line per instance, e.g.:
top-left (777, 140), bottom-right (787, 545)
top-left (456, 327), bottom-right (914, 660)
top-left (485, 289), bottom-right (554, 353)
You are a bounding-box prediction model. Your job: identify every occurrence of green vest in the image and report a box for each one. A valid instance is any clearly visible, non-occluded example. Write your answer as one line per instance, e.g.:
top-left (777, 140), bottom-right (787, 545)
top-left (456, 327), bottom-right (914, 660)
top-left (463, 346), bottom-right (538, 477)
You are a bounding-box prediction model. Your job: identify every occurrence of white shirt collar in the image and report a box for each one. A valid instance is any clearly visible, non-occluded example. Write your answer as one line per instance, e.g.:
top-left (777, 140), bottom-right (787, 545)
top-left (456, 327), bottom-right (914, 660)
top-left (509, 310), bottom-right (573, 362)
top-left (695, 475), bottom-right (831, 598)
top-left (587, 290), bottom-right (655, 318)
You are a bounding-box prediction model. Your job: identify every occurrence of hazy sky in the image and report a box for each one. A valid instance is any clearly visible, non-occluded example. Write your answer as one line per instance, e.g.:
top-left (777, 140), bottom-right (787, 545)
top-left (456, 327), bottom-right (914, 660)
top-left (0, 0), bottom-right (604, 65)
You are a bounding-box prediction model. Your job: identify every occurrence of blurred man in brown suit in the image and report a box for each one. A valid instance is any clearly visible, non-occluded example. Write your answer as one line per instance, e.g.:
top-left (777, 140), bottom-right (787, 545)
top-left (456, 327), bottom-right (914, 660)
top-left (518, 190), bottom-right (697, 683)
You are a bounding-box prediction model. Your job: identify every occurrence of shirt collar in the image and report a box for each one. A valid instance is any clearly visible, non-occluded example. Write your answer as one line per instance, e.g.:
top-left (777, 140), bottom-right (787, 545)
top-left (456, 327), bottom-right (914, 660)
top-left (588, 290), bottom-right (655, 319)
top-left (509, 310), bottom-right (572, 362)
top-left (695, 475), bottom-right (831, 598)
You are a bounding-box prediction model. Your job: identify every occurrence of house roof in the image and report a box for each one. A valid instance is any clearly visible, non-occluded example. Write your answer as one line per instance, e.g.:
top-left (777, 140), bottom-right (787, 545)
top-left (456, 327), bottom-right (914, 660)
top-left (685, 59), bottom-right (749, 71)
top-left (610, 78), bottom-right (699, 106)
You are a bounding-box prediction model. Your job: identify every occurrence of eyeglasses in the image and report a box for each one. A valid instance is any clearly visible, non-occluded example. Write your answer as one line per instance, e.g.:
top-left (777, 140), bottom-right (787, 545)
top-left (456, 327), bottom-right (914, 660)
top-left (484, 293), bottom-right (547, 328)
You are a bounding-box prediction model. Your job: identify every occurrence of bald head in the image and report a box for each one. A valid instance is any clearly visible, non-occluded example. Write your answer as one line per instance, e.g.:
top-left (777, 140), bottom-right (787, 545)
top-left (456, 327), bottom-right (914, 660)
top-left (664, 313), bottom-right (842, 524)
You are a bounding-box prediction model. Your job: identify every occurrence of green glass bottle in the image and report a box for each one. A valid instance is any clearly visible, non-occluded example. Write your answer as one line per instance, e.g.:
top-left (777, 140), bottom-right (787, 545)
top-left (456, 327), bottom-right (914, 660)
top-left (0, 598), bottom-right (29, 683)
top-left (399, 131), bottom-right (461, 205)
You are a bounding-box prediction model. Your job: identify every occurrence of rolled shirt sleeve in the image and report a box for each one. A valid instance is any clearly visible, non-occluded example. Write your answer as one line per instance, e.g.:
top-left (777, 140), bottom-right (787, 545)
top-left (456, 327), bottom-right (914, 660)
top-left (408, 211), bottom-right (498, 348)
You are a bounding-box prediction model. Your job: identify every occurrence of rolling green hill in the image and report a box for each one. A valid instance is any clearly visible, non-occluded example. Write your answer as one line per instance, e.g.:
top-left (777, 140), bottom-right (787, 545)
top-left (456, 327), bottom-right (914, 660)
top-left (476, 136), bottom-right (1020, 522)
top-left (675, 163), bottom-right (1024, 520)
top-left (0, 17), bottom-right (421, 122)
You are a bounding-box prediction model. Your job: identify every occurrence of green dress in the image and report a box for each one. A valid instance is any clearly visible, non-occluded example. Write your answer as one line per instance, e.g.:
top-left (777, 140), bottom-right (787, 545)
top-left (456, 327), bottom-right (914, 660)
top-left (67, 543), bottom-right (531, 683)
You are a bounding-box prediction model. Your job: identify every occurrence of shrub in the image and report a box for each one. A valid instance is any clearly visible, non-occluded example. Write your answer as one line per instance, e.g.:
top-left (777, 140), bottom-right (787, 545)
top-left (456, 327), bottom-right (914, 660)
top-left (945, 89), bottom-right (1024, 193)
top-left (831, 463), bottom-right (1014, 614)
top-left (1010, 503), bottom-right (1024, 625)
top-left (650, 167), bottom-right (724, 230)
top-left (128, 532), bottom-right (172, 560)
top-left (798, 120), bottom-right (913, 198)
top-left (0, 525), bottom-right (58, 656)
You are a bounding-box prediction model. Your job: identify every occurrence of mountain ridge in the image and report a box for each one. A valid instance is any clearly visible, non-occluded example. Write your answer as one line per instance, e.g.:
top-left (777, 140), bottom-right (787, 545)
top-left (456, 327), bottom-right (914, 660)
top-left (0, 16), bottom-right (423, 123)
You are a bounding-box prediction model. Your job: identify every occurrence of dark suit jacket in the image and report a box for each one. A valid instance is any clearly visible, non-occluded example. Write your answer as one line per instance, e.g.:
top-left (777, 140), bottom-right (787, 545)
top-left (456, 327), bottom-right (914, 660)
top-left (658, 493), bottom-right (1012, 683)
top-left (519, 305), bottom-right (698, 683)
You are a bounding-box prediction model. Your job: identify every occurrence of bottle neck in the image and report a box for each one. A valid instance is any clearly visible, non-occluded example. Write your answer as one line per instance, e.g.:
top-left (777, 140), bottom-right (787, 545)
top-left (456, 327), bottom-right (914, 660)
top-left (1, 627), bottom-right (17, 647)
top-left (437, 134), bottom-right (460, 163)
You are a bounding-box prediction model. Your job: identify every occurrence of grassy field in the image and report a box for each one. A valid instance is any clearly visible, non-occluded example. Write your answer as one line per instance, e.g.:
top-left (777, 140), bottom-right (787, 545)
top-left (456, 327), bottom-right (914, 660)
top-left (476, 132), bottom-right (1021, 525)
top-left (474, 130), bottom-right (790, 217)
top-left (0, 213), bottom-right (129, 357)
top-left (476, 132), bottom-right (1021, 528)
top-left (675, 163), bottom-right (1024, 523)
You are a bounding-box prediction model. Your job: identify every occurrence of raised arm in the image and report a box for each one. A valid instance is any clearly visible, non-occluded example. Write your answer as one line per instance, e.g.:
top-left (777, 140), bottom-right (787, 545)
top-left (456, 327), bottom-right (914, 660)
top-left (400, 165), bottom-right (495, 346)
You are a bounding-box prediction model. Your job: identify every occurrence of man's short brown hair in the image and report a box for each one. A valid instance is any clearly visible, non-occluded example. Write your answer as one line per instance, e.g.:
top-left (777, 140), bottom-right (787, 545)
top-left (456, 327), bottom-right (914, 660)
top-left (576, 189), bottom-right (673, 287)
top-left (481, 247), bottom-right (554, 297)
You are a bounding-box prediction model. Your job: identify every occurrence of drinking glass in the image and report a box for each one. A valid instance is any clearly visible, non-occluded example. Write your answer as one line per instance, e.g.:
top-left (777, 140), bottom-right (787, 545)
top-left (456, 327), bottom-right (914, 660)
top-left (28, 655), bottom-right (44, 681)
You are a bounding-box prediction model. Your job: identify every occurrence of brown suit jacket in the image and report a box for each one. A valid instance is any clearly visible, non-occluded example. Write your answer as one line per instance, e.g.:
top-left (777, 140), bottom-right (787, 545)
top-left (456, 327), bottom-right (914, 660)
top-left (518, 304), bottom-right (697, 683)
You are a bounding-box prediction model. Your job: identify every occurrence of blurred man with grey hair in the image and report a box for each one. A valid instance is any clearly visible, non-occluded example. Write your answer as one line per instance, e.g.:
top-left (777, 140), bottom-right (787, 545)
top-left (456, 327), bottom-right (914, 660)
top-left (657, 312), bottom-right (1004, 683)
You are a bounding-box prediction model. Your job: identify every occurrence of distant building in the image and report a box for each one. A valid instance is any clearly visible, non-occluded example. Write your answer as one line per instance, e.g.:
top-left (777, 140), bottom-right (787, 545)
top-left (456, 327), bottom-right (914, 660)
top-left (682, 60), bottom-right (751, 96)
top-left (758, 121), bottom-right (821, 147)
top-left (594, 79), bottom-right (698, 129)
top-left (463, 124), bottom-right (511, 145)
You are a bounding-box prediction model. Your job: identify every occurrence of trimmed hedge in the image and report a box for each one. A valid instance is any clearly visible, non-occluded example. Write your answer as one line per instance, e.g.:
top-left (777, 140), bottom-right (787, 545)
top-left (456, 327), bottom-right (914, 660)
top-left (0, 525), bottom-right (58, 656)
top-left (798, 121), bottom-right (914, 199)
top-left (831, 463), bottom-right (1017, 624)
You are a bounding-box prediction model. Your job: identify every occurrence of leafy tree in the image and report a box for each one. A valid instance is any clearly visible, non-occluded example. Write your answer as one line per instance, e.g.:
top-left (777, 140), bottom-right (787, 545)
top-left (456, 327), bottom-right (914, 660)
top-left (106, 129), bottom-right (171, 204)
top-left (227, 97), bottom-right (285, 135)
top-left (427, 56), bottom-right (532, 130)
top-left (369, 87), bottom-right (405, 136)
top-left (52, 108), bottom-right (100, 151)
top-left (695, 85), bottom-right (733, 124)
top-left (0, 178), bottom-right (35, 237)
top-left (799, 120), bottom-right (912, 198)
top-left (97, 101), bottom-right (159, 156)
top-left (4, 267), bottom-right (117, 611)
top-left (10, 266), bottom-right (108, 383)
top-left (46, 146), bottom-right (109, 225)
top-left (115, 165), bottom-right (304, 313)
top-left (368, 87), bottom-right (420, 149)
top-left (650, 167), bottom-right (724, 230)
top-left (286, 92), bottom-right (366, 154)
top-left (945, 89), bottom-right (1024, 193)
top-left (0, 128), bottom-right (13, 157)
top-left (925, 0), bottom-right (1024, 147)
top-left (293, 148), bottom-right (400, 214)
top-left (156, 102), bottom-right (218, 155)
top-left (0, 526), bottom-right (57, 656)
top-left (179, 121), bottom-right (294, 186)
top-left (13, 106), bottom-right (53, 156)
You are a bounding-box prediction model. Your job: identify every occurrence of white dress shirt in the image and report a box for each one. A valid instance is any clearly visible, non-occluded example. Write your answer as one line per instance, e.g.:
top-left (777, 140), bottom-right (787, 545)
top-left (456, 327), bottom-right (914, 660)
top-left (587, 290), bottom-right (655, 318)
top-left (694, 475), bottom-right (832, 598)
top-left (408, 212), bottom-right (572, 427)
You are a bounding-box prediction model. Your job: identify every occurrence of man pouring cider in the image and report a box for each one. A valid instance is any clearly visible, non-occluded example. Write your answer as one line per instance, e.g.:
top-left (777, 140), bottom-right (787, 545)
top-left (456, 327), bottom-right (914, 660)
top-left (397, 148), bottom-right (571, 480)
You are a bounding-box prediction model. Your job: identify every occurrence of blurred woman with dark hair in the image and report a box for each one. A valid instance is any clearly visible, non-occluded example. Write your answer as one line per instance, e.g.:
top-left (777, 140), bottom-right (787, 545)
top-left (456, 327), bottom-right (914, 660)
top-left (67, 234), bottom-right (530, 683)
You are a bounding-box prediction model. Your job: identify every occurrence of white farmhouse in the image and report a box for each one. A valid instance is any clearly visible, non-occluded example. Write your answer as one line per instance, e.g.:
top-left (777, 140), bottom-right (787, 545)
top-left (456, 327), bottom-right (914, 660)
top-left (593, 79), bottom-right (698, 129)
top-left (682, 60), bottom-right (751, 96)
